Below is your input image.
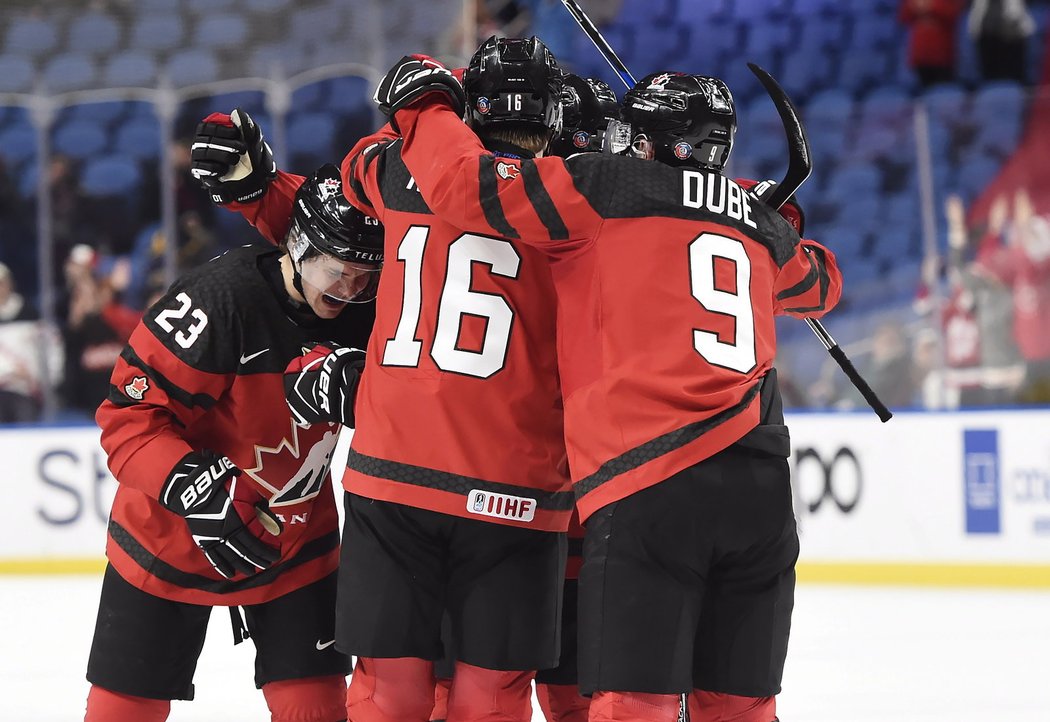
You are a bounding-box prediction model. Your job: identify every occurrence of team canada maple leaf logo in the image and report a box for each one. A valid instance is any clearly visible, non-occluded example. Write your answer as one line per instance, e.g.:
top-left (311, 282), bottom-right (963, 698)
top-left (319, 177), bottom-right (342, 201)
top-left (242, 419), bottom-right (341, 507)
top-left (124, 376), bottom-right (149, 400)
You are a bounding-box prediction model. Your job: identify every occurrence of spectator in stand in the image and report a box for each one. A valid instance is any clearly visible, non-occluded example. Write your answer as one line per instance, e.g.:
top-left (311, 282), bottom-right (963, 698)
top-left (974, 187), bottom-right (1050, 401)
top-left (867, 322), bottom-right (919, 408)
top-left (60, 245), bottom-right (141, 417)
top-left (0, 263), bottom-right (46, 423)
top-left (898, 0), bottom-right (967, 88)
top-left (968, 0), bottom-right (1036, 84)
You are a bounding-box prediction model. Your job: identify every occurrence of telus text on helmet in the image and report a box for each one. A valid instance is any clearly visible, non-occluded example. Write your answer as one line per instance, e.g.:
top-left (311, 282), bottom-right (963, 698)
top-left (682, 171), bottom-right (757, 230)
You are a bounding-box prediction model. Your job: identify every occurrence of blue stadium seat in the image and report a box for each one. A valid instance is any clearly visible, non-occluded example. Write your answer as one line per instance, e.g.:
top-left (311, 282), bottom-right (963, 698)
top-left (632, 26), bottom-right (688, 76)
top-left (836, 48), bottom-right (891, 96)
top-left (17, 160), bottom-right (38, 197)
top-left (731, 0), bottom-right (790, 22)
top-left (779, 47), bottom-right (832, 102)
top-left (129, 14), bottom-right (186, 53)
top-left (42, 53), bottom-right (99, 93)
top-left (0, 55), bottom-right (35, 93)
top-left (187, 0), bottom-right (238, 11)
top-left (970, 80), bottom-right (1027, 124)
top-left (165, 49), bottom-right (220, 87)
top-left (826, 162), bottom-right (881, 196)
top-left (3, 16), bottom-right (58, 58)
top-left (248, 42), bottom-right (308, 78)
top-left (858, 86), bottom-right (913, 129)
top-left (804, 88), bottom-right (855, 127)
top-left (114, 121), bottom-right (162, 160)
top-left (619, 0), bottom-right (676, 24)
top-left (847, 11), bottom-right (897, 50)
top-left (207, 91), bottom-right (266, 117)
top-left (103, 51), bottom-right (159, 87)
top-left (744, 19), bottom-right (794, 61)
top-left (790, 0), bottom-right (842, 15)
top-left (286, 113), bottom-right (338, 159)
top-left (61, 101), bottom-right (128, 126)
top-left (0, 124), bottom-right (37, 165)
top-left (52, 122), bottom-right (108, 159)
top-left (322, 76), bottom-right (372, 115)
top-left (244, 0), bottom-right (294, 11)
top-left (795, 14), bottom-right (847, 53)
top-left (193, 13), bottom-right (249, 51)
top-left (919, 83), bottom-right (968, 127)
top-left (974, 116), bottom-right (1023, 161)
top-left (80, 156), bottom-right (143, 197)
top-left (67, 12), bottom-right (122, 54)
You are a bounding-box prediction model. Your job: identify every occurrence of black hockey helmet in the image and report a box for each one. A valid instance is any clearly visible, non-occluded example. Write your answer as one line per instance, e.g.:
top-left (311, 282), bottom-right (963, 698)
top-left (288, 164), bottom-right (383, 267)
top-left (622, 72), bottom-right (736, 170)
top-left (463, 35), bottom-right (563, 135)
top-left (287, 164), bottom-right (383, 306)
top-left (548, 74), bottom-right (621, 157)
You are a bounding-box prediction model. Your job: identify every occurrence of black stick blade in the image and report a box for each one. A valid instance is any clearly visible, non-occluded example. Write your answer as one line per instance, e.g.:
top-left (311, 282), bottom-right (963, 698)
top-left (747, 62), bottom-right (812, 210)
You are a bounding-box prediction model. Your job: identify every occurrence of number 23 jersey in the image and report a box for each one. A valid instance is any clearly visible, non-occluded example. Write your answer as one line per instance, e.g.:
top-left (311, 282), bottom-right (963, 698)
top-left (96, 245), bottom-right (374, 606)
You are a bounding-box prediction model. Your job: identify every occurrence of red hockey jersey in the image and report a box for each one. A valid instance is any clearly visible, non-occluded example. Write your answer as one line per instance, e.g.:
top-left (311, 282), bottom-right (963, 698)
top-left (97, 245), bottom-right (374, 605)
top-left (338, 127), bottom-right (573, 531)
top-left (396, 101), bottom-right (842, 521)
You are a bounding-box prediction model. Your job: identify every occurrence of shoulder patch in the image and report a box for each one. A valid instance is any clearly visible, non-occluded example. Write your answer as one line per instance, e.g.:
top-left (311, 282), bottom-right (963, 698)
top-left (124, 376), bottom-right (149, 400)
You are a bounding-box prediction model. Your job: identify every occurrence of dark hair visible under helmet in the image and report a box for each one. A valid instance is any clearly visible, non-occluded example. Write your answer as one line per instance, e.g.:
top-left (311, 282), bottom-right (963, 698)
top-left (287, 163), bottom-right (384, 267)
top-left (548, 74), bottom-right (620, 157)
top-left (463, 35), bottom-right (563, 137)
top-left (622, 72), bottom-right (736, 171)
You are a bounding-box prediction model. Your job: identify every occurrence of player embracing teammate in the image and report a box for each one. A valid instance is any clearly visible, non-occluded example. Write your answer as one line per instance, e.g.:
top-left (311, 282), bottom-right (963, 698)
top-left (368, 43), bottom-right (842, 722)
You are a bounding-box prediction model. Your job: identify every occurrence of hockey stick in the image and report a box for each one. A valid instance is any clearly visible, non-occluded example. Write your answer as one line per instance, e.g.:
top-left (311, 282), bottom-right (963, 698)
top-left (747, 63), bottom-right (892, 422)
top-left (559, 0), bottom-right (892, 422)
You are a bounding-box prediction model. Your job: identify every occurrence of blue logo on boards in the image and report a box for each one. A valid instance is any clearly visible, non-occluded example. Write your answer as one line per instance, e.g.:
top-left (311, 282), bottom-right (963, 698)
top-left (964, 429), bottom-right (1001, 534)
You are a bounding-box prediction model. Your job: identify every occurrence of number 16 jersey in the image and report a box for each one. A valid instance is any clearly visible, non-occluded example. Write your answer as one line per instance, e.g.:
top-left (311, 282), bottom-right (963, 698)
top-left (340, 130), bottom-right (573, 532)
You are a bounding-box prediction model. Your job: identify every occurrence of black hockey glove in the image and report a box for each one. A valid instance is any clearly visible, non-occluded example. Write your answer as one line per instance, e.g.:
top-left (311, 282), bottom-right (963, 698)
top-left (284, 342), bottom-right (367, 427)
top-left (374, 54), bottom-right (466, 124)
top-left (160, 450), bottom-right (282, 579)
top-left (190, 108), bottom-right (277, 205)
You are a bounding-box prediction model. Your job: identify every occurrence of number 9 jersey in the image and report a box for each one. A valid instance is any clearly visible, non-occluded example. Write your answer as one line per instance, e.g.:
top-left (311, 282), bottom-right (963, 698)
top-left (340, 127), bottom-right (573, 532)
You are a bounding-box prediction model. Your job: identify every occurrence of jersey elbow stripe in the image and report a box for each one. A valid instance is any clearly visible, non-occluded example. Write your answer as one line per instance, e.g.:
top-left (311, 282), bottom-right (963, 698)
top-left (520, 162), bottom-right (568, 240)
top-left (478, 156), bottom-right (519, 239)
top-left (346, 449), bottom-right (575, 511)
top-left (574, 381), bottom-right (762, 499)
top-left (347, 153), bottom-right (374, 210)
top-left (120, 347), bottom-right (220, 411)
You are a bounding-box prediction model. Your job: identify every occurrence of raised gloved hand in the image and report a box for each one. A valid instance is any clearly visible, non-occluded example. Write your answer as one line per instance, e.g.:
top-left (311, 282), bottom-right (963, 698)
top-left (284, 342), bottom-right (367, 427)
top-left (738, 178), bottom-right (806, 236)
top-left (190, 108), bottom-right (276, 205)
top-left (160, 450), bottom-right (282, 579)
top-left (373, 54), bottom-right (466, 122)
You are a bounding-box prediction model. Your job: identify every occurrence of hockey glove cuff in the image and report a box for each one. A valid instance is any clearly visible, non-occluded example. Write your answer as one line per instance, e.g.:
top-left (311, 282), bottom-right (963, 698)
top-left (190, 108), bottom-right (277, 205)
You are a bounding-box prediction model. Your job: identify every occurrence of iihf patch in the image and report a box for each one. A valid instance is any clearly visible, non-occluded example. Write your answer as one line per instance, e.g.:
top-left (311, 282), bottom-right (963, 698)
top-left (476, 96), bottom-right (491, 115)
top-left (124, 376), bottom-right (149, 400)
top-left (496, 160), bottom-right (520, 180)
top-left (673, 141), bottom-right (693, 160)
top-left (572, 130), bottom-right (590, 148)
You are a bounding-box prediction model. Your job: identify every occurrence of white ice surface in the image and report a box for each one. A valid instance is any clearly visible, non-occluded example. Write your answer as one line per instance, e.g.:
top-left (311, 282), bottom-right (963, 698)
top-left (1, 576), bottom-right (1047, 721)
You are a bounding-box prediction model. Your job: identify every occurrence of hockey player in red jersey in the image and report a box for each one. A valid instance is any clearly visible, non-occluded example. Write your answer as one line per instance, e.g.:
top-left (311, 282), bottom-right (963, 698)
top-left (379, 61), bottom-right (843, 722)
top-left (292, 37), bottom-right (572, 722)
top-left (84, 133), bottom-right (383, 721)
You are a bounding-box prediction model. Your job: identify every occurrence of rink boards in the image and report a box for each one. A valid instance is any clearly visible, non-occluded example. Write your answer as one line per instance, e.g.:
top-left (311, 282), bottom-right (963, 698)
top-left (2, 410), bottom-right (1049, 587)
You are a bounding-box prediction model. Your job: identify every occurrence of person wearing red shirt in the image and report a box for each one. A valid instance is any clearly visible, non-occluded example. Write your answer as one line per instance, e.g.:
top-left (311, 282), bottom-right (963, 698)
top-left (899, 0), bottom-right (966, 87)
top-left (382, 61), bottom-right (842, 722)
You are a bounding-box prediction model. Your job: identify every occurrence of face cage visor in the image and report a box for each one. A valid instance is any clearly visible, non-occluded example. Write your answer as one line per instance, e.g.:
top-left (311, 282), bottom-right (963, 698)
top-left (289, 228), bottom-right (382, 304)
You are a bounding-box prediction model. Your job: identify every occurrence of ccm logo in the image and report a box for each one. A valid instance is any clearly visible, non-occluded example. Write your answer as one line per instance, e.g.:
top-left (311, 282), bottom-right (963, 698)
top-left (466, 490), bottom-right (536, 522)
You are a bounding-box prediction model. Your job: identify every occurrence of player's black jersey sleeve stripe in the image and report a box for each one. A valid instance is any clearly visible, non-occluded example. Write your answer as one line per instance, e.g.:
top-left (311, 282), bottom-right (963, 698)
top-left (478, 156), bottom-right (519, 239)
top-left (106, 383), bottom-right (140, 408)
top-left (574, 381), bottom-right (762, 500)
top-left (109, 520), bottom-right (338, 593)
top-left (775, 253), bottom-right (818, 301)
top-left (346, 448), bottom-right (575, 511)
top-left (520, 161), bottom-right (569, 240)
top-left (347, 151), bottom-right (374, 210)
top-left (121, 346), bottom-right (219, 411)
top-left (778, 247), bottom-right (831, 312)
